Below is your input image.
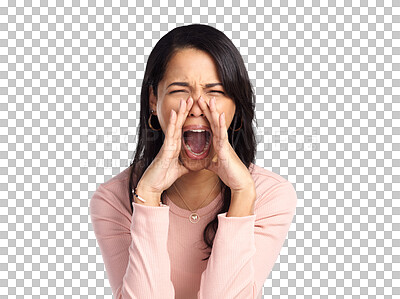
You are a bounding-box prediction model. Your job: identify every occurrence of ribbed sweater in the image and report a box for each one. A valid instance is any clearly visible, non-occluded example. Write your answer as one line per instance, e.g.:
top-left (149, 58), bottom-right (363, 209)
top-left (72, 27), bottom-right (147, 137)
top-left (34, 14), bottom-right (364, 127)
top-left (90, 162), bottom-right (297, 299)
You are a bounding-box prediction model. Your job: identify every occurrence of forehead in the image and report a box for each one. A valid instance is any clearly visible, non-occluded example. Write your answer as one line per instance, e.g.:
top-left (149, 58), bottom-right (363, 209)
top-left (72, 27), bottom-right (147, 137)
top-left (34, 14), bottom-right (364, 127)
top-left (162, 48), bottom-right (221, 85)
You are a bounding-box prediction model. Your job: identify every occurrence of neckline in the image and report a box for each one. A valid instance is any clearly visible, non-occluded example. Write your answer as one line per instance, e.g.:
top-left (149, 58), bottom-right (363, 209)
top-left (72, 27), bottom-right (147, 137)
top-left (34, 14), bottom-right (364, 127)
top-left (163, 190), bottom-right (223, 219)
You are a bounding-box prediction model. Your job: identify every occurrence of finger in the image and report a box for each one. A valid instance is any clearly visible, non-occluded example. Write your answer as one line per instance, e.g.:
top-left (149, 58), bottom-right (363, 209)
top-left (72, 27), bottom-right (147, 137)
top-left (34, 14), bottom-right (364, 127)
top-left (220, 112), bottom-right (228, 141)
top-left (176, 96), bottom-right (193, 130)
top-left (165, 108), bottom-right (177, 149)
top-left (198, 96), bottom-right (217, 135)
top-left (171, 98), bottom-right (186, 145)
top-left (175, 98), bottom-right (186, 131)
top-left (174, 96), bottom-right (193, 140)
top-left (208, 96), bottom-right (221, 138)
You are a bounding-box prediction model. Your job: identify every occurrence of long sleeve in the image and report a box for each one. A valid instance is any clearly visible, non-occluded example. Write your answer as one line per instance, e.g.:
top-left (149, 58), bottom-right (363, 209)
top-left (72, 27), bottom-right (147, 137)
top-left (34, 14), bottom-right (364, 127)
top-left (197, 181), bottom-right (297, 299)
top-left (90, 183), bottom-right (175, 299)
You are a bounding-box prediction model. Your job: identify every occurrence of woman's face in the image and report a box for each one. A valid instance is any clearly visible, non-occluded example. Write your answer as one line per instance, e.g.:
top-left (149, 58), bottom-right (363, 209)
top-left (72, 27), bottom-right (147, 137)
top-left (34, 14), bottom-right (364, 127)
top-left (149, 48), bottom-right (236, 171)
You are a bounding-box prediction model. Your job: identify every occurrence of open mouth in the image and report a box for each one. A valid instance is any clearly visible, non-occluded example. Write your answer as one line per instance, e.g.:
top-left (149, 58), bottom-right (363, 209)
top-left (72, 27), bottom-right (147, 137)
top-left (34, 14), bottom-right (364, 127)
top-left (183, 130), bottom-right (212, 156)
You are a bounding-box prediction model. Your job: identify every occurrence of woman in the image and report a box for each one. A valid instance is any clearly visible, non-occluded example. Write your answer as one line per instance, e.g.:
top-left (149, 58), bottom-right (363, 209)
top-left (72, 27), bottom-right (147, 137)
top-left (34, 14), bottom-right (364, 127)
top-left (90, 24), bottom-right (297, 299)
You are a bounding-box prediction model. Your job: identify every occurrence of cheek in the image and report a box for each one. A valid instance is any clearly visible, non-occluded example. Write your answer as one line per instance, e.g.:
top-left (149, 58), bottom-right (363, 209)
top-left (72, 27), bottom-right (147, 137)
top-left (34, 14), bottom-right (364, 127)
top-left (217, 101), bottom-right (236, 121)
top-left (158, 101), bottom-right (179, 130)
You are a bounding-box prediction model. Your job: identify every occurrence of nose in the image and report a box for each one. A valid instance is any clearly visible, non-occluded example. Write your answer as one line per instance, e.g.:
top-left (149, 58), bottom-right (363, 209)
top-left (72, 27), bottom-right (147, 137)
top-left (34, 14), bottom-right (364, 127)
top-left (189, 94), bottom-right (205, 117)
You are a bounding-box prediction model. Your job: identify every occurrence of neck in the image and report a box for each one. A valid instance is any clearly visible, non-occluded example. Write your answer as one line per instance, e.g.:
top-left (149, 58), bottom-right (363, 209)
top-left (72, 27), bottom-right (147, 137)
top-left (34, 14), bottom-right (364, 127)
top-left (167, 169), bottom-right (222, 211)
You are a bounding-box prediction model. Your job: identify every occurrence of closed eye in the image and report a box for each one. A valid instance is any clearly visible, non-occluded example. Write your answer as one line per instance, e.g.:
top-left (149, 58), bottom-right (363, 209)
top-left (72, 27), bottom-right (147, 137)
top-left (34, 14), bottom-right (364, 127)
top-left (169, 90), bottom-right (225, 95)
top-left (169, 90), bottom-right (188, 94)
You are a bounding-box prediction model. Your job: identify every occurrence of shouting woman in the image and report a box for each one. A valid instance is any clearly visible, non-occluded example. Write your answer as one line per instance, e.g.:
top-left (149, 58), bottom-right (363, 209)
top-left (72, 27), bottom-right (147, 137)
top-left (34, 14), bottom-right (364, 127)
top-left (90, 24), bottom-right (297, 299)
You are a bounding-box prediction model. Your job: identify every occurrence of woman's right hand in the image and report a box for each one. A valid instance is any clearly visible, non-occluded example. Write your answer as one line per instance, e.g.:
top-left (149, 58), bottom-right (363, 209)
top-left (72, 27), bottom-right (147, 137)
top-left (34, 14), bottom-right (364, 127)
top-left (135, 96), bottom-right (194, 205)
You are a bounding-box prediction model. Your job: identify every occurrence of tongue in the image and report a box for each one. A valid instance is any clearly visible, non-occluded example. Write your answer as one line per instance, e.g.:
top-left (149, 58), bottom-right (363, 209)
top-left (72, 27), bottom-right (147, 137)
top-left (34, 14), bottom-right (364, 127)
top-left (184, 131), bottom-right (207, 153)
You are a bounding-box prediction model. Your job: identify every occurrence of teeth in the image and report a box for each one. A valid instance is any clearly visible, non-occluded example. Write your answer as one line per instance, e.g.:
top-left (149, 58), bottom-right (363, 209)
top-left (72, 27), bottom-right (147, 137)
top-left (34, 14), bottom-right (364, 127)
top-left (188, 129), bottom-right (206, 132)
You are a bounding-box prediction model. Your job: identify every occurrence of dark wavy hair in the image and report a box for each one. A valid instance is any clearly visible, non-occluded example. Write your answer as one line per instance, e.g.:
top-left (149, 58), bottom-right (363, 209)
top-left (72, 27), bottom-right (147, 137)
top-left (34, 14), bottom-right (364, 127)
top-left (128, 24), bottom-right (257, 261)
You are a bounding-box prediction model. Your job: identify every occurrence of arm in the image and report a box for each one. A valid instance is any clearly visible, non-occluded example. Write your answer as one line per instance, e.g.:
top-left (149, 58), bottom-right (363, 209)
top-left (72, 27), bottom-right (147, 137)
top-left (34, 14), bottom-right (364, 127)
top-left (226, 182), bottom-right (256, 217)
top-left (90, 184), bottom-right (175, 298)
top-left (197, 181), bottom-right (298, 299)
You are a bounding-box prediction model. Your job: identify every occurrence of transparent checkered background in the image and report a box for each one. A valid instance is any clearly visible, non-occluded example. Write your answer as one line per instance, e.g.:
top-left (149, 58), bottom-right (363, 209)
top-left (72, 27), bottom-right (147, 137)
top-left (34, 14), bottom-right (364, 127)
top-left (1, 0), bottom-right (399, 298)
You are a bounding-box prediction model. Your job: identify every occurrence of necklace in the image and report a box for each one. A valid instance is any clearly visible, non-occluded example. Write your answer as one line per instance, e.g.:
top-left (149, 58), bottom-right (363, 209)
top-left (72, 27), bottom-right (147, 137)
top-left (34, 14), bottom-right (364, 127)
top-left (171, 178), bottom-right (220, 223)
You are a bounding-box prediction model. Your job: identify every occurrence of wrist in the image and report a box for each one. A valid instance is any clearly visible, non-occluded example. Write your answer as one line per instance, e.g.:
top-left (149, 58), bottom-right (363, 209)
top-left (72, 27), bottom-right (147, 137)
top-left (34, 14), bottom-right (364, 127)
top-left (134, 183), bottom-right (163, 207)
top-left (228, 187), bottom-right (256, 217)
top-left (231, 180), bottom-right (256, 196)
top-left (228, 195), bottom-right (255, 217)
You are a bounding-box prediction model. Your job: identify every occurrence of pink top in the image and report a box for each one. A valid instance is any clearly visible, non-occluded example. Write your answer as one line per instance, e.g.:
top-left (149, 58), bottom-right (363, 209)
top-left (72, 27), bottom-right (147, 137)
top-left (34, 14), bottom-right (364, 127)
top-left (90, 162), bottom-right (297, 299)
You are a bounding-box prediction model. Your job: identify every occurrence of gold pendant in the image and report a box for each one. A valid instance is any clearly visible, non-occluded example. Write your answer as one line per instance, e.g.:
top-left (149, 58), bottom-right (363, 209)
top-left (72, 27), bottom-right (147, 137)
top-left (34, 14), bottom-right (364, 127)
top-left (189, 213), bottom-right (200, 223)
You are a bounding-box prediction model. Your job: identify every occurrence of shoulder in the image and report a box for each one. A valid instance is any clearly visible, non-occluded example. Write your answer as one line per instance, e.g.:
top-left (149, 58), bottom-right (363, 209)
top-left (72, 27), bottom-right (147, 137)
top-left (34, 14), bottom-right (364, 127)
top-left (248, 162), bottom-right (297, 211)
top-left (90, 166), bottom-right (134, 218)
top-left (102, 166), bottom-right (134, 189)
top-left (248, 162), bottom-right (290, 185)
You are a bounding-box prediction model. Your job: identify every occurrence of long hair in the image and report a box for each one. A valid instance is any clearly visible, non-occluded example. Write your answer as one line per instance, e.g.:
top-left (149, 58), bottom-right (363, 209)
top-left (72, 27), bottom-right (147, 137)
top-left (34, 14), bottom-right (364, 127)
top-left (128, 24), bottom-right (257, 261)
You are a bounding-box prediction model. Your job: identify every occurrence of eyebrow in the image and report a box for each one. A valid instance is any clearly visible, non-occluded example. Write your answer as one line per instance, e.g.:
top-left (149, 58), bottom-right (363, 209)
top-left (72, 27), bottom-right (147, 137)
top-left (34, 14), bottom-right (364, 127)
top-left (166, 82), bottom-right (223, 89)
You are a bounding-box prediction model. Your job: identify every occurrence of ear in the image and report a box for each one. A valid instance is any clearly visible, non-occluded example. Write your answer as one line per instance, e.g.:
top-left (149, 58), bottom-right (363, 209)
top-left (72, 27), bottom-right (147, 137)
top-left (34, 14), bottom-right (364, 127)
top-left (149, 86), bottom-right (157, 114)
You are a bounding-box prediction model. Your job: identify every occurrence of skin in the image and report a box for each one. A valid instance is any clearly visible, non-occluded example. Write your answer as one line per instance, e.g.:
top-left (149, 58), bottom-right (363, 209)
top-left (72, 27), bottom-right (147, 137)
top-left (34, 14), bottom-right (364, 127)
top-left (147, 48), bottom-right (254, 210)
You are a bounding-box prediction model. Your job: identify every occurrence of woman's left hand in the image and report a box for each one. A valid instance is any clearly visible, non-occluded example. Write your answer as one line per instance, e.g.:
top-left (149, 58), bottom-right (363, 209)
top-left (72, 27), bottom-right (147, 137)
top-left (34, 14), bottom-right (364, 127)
top-left (198, 96), bottom-right (254, 193)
